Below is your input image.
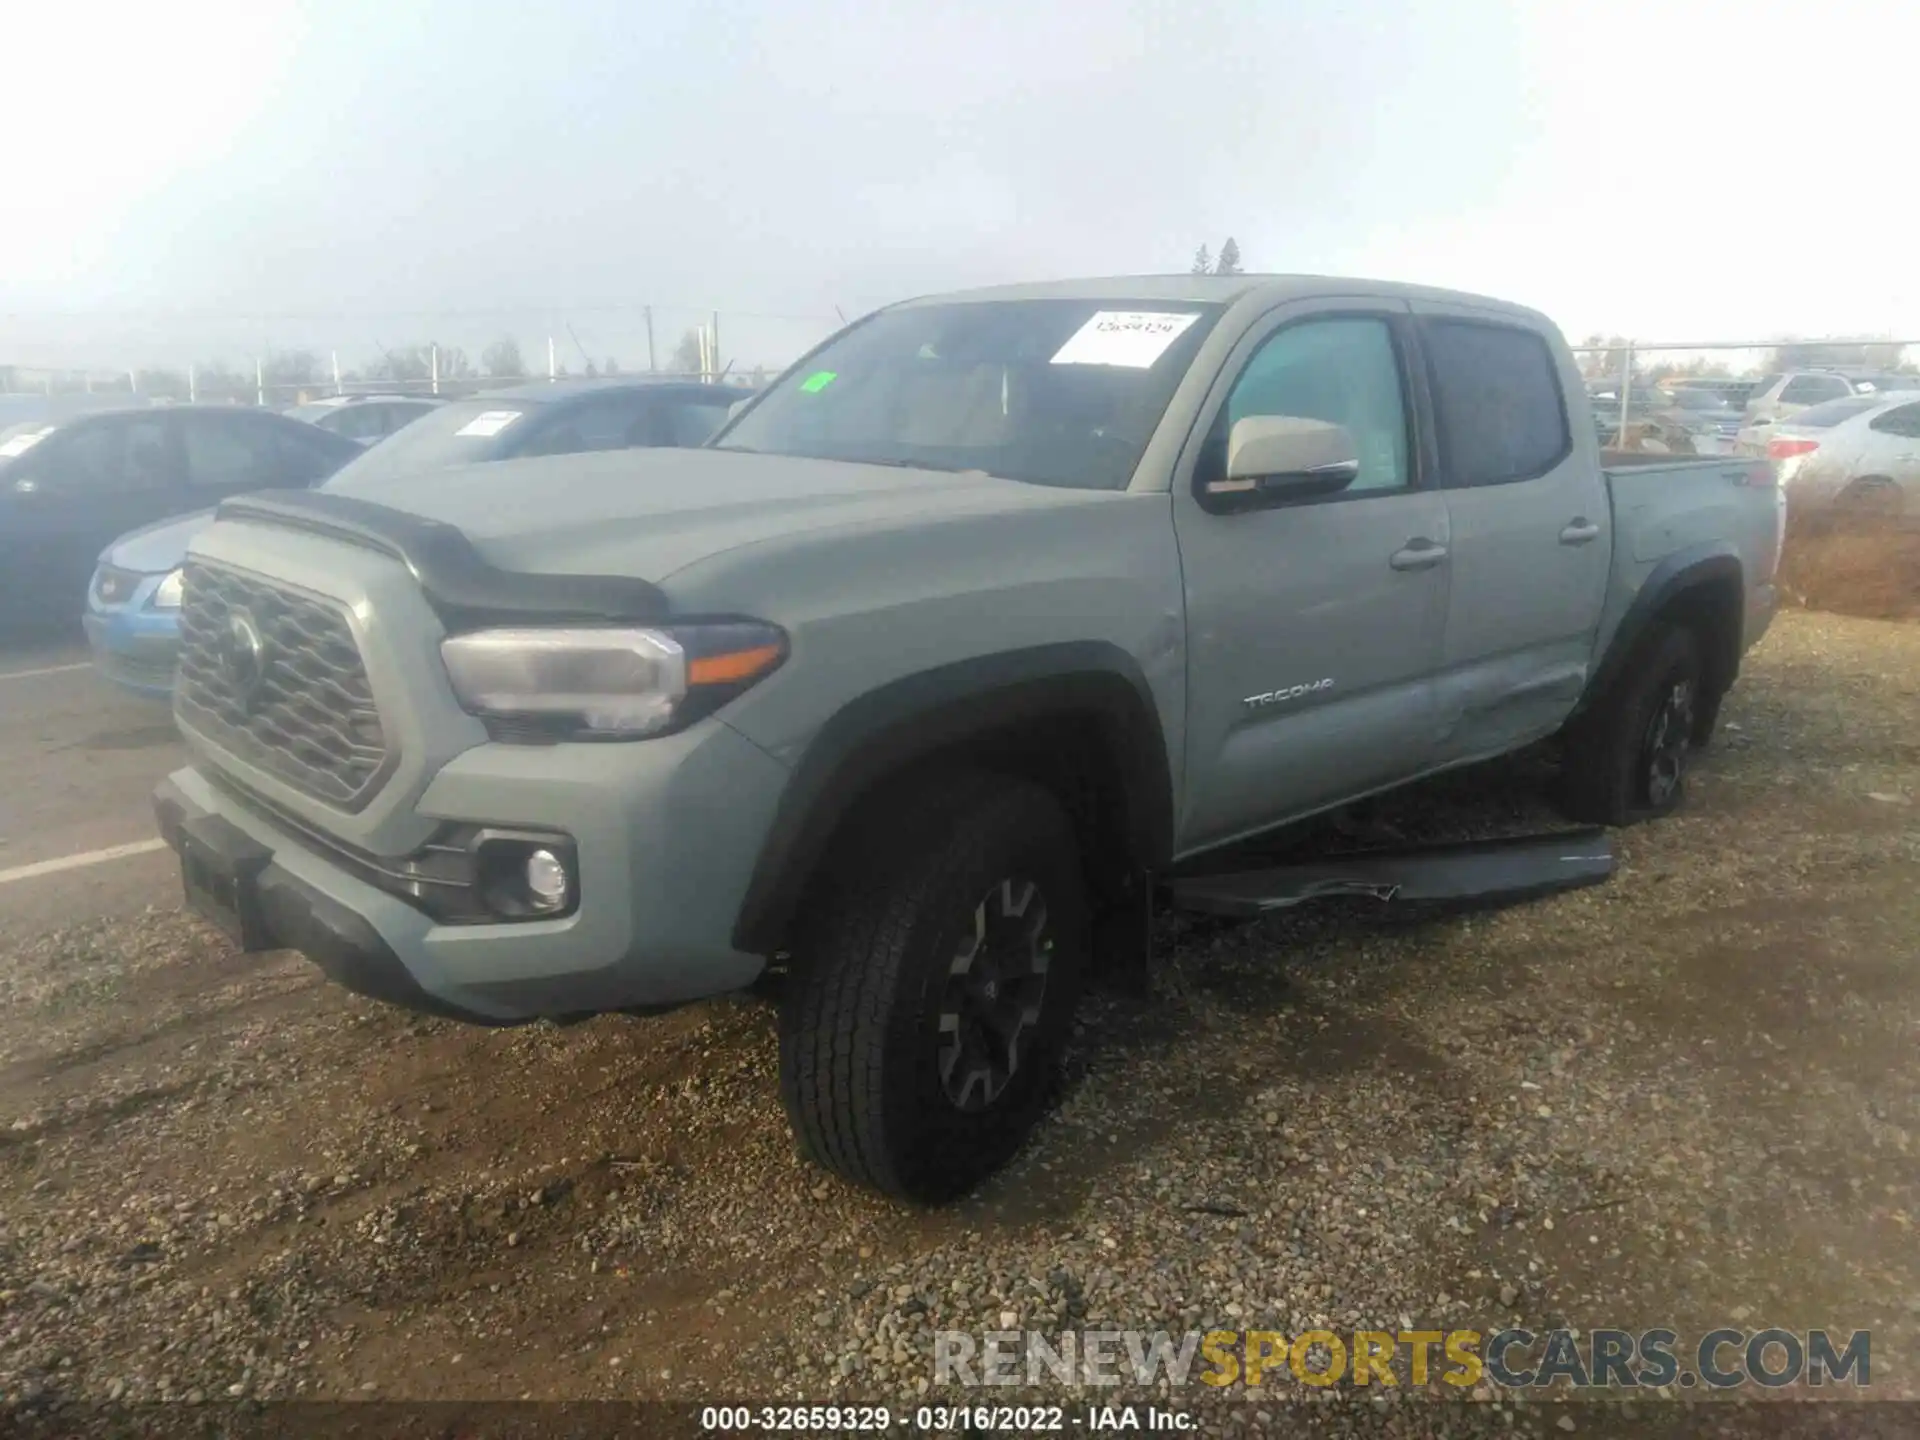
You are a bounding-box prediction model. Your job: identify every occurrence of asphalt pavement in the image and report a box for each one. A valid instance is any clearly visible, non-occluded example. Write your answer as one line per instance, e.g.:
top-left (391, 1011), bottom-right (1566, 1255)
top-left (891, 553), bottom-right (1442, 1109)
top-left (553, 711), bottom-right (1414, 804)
top-left (0, 637), bottom-right (186, 938)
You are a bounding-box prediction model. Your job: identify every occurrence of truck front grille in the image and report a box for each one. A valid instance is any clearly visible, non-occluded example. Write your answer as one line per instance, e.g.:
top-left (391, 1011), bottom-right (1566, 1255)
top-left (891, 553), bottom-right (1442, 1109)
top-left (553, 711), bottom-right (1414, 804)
top-left (174, 561), bottom-right (393, 811)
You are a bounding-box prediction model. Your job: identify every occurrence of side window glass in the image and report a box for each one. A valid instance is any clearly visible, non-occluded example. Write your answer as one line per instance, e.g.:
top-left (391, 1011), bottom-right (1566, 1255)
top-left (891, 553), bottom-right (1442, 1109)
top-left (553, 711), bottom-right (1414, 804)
top-left (1206, 317), bottom-right (1411, 493)
top-left (182, 416), bottom-right (276, 490)
top-left (42, 417), bottom-right (175, 496)
top-left (1423, 320), bottom-right (1571, 486)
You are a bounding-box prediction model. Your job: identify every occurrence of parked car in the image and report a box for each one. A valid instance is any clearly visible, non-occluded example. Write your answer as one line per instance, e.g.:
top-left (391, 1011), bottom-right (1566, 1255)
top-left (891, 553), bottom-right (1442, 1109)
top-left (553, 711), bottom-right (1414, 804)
top-left (1656, 386), bottom-right (1746, 455)
top-left (85, 380), bottom-right (744, 698)
top-left (286, 394), bottom-right (443, 446)
top-left (0, 406), bottom-right (360, 632)
top-left (1742, 370), bottom-right (1920, 429)
top-left (1734, 391), bottom-right (1920, 516)
top-left (152, 275), bottom-right (1784, 1203)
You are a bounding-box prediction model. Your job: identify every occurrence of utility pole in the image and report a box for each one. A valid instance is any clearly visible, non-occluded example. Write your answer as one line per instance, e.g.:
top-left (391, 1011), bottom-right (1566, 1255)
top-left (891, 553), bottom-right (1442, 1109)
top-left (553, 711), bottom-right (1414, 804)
top-left (255, 358), bottom-right (265, 407)
top-left (431, 343), bottom-right (440, 396)
top-left (710, 311), bottom-right (720, 384)
top-left (645, 306), bottom-right (656, 372)
top-left (331, 350), bottom-right (342, 395)
top-left (189, 364), bottom-right (198, 403)
top-left (547, 335), bottom-right (558, 383)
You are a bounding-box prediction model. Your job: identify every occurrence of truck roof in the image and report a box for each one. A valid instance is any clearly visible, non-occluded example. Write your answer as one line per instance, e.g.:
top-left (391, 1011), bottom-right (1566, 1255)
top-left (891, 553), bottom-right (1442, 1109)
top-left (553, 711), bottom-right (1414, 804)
top-left (905, 273), bottom-right (1554, 328)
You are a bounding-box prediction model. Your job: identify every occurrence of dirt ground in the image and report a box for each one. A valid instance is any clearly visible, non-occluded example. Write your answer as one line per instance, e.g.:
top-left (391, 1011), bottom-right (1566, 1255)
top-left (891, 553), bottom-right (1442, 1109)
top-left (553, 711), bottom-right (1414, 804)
top-left (1778, 512), bottom-right (1920, 621)
top-left (3, 608), bottom-right (1918, 1435)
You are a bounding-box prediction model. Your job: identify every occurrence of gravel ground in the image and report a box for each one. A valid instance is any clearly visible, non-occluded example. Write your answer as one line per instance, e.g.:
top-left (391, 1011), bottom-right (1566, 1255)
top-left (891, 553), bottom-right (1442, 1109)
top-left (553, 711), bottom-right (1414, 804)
top-left (2, 609), bottom-right (1917, 1436)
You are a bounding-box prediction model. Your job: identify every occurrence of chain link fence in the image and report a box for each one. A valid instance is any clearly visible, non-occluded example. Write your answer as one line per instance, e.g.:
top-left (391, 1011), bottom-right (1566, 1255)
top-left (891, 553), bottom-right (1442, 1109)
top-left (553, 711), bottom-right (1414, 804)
top-left (0, 303), bottom-right (839, 410)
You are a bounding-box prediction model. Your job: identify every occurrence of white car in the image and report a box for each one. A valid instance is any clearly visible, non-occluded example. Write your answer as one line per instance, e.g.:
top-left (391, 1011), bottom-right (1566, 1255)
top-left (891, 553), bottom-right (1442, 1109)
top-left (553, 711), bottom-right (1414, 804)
top-left (1742, 370), bottom-right (1920, 431)
top-left (1735, 391), bottom-right (1920, 516)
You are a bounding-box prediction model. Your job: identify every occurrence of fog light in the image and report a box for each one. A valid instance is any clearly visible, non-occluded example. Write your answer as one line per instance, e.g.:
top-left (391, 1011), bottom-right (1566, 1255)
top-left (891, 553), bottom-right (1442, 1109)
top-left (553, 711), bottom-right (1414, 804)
top-left (525, 849), bottom-right (571, 911)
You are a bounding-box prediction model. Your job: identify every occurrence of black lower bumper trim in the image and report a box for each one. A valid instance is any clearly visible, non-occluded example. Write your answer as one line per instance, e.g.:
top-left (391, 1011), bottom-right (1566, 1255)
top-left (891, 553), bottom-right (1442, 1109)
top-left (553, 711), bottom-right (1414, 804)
top-left (153, 779), bottom-right (520, 1027)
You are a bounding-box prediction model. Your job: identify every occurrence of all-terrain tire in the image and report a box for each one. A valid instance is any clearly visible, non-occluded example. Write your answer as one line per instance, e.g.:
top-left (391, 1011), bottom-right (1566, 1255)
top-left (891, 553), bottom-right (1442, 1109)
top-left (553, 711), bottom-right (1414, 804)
top-left (1553, 623), bottom-right (1704, 826)
top-left (778, 770), bottom-right (1088, 1204)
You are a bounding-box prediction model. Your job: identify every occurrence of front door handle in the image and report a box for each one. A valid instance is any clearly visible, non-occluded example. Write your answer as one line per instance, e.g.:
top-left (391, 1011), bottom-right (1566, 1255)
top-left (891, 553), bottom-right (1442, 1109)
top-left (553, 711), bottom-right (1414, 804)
top-left (1389, 538), bottom-right (1448, 571)
top-left (1560, 519), bottom-right (1602, 545)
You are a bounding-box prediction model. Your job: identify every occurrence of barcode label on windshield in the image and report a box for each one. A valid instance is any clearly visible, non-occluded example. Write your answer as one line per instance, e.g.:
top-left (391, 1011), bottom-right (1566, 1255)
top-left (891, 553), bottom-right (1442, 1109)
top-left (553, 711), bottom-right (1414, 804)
top-left (455, 410), bottom-right (524, 438)
top-left (1050, 311), bottom-right (1200, 369)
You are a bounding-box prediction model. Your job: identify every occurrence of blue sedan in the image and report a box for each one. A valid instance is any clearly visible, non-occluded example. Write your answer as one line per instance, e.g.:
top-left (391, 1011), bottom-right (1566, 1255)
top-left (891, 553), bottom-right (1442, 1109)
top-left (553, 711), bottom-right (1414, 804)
top-left (84, 512), bottom-right (209, 698)
top-left (84, 380), bottom-right (748, 699)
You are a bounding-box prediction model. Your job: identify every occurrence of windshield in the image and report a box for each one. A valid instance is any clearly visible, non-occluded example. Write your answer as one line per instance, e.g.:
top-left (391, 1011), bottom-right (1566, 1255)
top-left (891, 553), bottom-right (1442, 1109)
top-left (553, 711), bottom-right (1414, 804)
top-left (716, 299), bottom-right (1225, 489)
top-left (320, 398), bottom-right (534, 487)
top-left (1780, 396), bottom-right (1884, 428)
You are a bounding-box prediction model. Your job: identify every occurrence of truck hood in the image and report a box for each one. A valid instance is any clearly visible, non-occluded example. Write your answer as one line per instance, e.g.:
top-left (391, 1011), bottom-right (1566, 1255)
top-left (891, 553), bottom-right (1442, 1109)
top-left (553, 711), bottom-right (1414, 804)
top-left (319, 446), bottom-right (1111, 582)
top-left (102, 509), bottom-right (217, 573)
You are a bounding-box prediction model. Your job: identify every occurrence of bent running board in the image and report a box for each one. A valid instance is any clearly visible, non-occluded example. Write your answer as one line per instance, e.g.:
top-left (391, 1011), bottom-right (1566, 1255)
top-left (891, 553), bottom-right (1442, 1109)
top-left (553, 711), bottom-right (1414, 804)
top-left (1165, 827), bottom-right (1614, 918)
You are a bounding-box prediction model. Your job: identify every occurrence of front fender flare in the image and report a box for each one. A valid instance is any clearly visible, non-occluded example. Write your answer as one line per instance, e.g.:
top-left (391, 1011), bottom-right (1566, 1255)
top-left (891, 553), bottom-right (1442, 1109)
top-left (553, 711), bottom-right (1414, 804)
top-left (730, 642), bottom-right (1174, 956)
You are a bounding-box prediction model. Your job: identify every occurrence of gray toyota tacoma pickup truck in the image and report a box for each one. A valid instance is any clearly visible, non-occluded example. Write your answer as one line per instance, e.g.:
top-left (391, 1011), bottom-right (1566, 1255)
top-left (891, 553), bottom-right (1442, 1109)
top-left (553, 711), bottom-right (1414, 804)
top-left (153, 275), bottom-right (1784, 1202)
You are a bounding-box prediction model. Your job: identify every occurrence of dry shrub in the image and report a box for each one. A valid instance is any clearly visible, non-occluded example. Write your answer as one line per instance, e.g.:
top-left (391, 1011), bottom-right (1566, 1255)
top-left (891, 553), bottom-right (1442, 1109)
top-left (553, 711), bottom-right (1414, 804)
top-left (1777, 511), bottom-right (1920, 621)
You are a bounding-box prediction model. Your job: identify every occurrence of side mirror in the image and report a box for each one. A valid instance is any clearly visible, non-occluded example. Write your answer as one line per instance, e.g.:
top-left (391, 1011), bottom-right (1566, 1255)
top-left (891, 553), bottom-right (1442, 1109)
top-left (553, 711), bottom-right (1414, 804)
top-left (1209, 416), bottom-right (1360, 503)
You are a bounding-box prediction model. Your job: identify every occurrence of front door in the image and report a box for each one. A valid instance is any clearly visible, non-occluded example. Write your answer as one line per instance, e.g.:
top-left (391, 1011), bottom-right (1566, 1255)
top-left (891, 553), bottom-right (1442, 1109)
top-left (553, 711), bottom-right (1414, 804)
top-left (4, 412), bottom-right (184, 618)
top-left (1172, 301), bottom-right (1450, 855)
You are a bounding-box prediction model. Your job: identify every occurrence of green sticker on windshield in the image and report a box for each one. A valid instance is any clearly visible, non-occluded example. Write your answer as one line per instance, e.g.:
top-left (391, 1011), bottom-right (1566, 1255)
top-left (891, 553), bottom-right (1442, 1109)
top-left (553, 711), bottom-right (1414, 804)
top-left (800, 370), bottom-right (838, 393)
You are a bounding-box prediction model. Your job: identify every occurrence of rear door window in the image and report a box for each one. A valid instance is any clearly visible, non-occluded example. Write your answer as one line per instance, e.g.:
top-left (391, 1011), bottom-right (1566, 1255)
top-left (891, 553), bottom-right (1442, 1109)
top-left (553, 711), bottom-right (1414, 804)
top-left (182, 413), bottom-right (283, 491)
top-left (1421, 320), bottom-right (1572, 486)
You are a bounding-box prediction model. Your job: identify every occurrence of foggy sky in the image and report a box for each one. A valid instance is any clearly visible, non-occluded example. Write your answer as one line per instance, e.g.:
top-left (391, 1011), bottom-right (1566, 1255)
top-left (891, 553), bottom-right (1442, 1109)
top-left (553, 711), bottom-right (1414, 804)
top-left (3, 0), bottom-right (1915, 375)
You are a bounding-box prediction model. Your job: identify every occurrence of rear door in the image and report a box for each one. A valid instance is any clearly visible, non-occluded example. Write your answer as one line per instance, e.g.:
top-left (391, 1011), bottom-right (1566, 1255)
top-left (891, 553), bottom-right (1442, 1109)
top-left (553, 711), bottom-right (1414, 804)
top-left (1172, 300), bottom-right (1451, 853)
top-left (1411, 305), bottom-right (1611, 762)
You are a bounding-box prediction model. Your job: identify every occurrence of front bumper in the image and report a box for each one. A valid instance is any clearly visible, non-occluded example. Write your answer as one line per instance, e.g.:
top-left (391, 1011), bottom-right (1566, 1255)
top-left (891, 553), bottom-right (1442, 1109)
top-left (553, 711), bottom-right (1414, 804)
top-left (84, 588), bottom-right (181, 699)
top-left (153, 717), bottom-right (789, 1024)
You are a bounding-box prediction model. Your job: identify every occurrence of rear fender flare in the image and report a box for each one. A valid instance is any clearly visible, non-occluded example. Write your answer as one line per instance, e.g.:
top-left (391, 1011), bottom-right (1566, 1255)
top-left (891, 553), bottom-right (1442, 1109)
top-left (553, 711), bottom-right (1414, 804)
top-left (1577, 543), bottom-right (1744, 717)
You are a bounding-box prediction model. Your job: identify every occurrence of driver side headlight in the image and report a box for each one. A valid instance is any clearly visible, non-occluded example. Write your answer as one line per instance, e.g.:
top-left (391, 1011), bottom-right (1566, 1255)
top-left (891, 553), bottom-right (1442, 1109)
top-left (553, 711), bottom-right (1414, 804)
top-left (440, 622), bottom-right (787, 741)
top-left (151, 568), bottom-right (184, 610)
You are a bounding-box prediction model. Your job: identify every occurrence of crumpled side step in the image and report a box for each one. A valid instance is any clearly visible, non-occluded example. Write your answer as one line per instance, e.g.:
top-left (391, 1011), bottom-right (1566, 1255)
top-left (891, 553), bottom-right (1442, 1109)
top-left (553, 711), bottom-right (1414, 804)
top-left (1165, 827), bottom-right (1614, 919)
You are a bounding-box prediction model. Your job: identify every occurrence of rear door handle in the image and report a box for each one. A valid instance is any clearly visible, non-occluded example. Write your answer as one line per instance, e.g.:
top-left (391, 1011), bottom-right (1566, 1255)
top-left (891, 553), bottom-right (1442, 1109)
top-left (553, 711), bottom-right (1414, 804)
top-left (1560, 519), bottom-right (1602, 545)
top-left (1389, 538), bottom-right (1448, 571)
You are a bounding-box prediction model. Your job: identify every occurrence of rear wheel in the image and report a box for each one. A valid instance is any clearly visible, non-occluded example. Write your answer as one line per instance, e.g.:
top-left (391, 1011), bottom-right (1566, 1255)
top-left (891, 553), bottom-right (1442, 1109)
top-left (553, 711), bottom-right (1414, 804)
top-left (1837, 476), bottom-right (1905, 518)
top-left (1553, 623), bottom-right (1703, 825)
top-left (778, 771), bottom-right (1087, 1203)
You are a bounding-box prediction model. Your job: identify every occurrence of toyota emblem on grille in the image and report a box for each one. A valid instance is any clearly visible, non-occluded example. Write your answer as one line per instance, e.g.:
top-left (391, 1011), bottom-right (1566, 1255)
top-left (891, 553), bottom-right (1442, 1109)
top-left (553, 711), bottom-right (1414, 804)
top-left (219, 608), bottom-right (269, 710)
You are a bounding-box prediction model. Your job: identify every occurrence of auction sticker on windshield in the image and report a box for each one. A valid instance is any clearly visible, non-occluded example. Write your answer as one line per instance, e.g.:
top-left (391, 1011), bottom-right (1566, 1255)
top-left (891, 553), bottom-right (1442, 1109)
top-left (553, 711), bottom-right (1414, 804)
top-left (0, 426), bottom-right (54, 458)
top-left (1050, 311), bottom-right (1200, 369)
top-left (454, 409), bottom-right (524, 438)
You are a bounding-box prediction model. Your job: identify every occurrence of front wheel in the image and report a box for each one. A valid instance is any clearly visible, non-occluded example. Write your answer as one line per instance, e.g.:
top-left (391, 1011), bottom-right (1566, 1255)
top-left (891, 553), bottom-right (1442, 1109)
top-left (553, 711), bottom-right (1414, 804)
top-left (1553, 623), bottom-right (1703, 826)
top-left (778, 771), bottom-right (1088, 1203)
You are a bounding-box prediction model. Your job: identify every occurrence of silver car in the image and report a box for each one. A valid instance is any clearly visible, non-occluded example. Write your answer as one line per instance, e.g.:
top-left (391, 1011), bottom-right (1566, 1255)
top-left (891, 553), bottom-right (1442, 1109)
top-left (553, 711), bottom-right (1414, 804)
top-left (1736, 391), bottom-right (1920, 515)
top-left (1743, 369), bottom-right (1920, 430)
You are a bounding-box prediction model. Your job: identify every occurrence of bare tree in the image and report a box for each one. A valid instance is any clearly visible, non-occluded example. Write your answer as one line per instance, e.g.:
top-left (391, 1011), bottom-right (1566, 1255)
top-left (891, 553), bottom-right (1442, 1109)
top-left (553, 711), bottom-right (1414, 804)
top-left (481, 338), bottom-right (526, 379)
top-left (671, 328), bottom-right (706, 376)
top-left (1214, 238), bottom-right (1244, 275)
